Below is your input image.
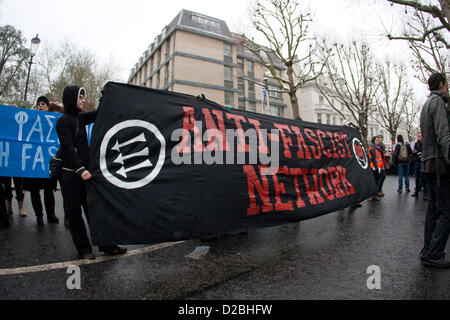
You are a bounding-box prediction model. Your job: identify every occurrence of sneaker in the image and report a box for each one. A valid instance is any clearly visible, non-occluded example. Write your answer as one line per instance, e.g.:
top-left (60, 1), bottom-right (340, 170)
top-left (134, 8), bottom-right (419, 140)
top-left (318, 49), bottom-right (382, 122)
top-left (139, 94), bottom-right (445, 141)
top-left (37, 216), bottom-right (44, 226)
top-left (47, 215), bottom-right (59, 224)
top-left (406, 189), bottom-right (411, 193)
top-left (397, 190), bottom-right (402, 193)
top-left (422, 257), bottom-right (450, 269)
top-left (377, 192), bottom-right (385, 198)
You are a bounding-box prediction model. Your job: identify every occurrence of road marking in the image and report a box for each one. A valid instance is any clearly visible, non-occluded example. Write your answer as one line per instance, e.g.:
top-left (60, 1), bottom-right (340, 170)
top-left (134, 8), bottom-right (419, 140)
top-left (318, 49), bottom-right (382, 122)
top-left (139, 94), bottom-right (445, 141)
top-left (0, 241), bottom-right (184, 276)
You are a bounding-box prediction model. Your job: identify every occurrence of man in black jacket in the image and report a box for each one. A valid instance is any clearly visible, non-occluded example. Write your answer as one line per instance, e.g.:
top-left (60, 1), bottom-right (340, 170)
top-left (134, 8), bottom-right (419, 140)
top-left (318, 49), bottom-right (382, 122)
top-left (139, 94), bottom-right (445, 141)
top-left (56, 86), bottom-right (127, 260)
top-left (419, 73), bottom-right (450, 269)
top-left (411, 132), bottom-right (428, 200)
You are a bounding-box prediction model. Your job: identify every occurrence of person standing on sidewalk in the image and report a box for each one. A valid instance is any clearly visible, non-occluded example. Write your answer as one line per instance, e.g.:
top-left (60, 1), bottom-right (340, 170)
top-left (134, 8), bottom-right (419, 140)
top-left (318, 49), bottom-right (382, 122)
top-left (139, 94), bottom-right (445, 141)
top-left (369, 136), bottom-right (386, 200)
top-left (56, 85), bottom-right (127, 260)
top-left (393, 134), bottom-right (413, 193)
top-left (411, 132), bottom-right (428, 200)
top-left (23, 96), bottom-right (59, 226)
top-left (419, 73), bottom-right (450, 269)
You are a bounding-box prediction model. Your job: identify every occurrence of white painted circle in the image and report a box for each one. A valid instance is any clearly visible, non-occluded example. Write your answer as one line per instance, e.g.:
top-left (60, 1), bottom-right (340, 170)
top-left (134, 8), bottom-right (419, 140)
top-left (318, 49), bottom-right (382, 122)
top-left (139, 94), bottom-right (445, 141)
top-left (352, 138), bottom-right (369, 169)
top-left (100, 120), bottom-right (166, 190)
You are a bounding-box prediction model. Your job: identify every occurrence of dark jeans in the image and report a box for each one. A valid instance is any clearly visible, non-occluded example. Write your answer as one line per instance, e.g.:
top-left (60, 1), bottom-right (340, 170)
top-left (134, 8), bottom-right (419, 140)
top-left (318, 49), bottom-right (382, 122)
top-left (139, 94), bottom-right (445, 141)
top-left (30, 182), bottom-right (55, 218)
top-left (397, 162), bottom-right (410, 191)
top-left (423, 173), bottom-right (450, 260)
top-left (60, 171), bottom-right (116, 256)
top-left (0, 177), bottom-right (24, 202)
top-left (413, 162), bottom-right (428, 193)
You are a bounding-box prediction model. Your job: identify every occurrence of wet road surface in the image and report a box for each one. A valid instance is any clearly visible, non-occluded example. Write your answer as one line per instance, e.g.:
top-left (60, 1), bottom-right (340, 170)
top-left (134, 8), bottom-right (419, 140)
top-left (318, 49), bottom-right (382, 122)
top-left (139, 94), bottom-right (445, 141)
top-left (0, 176), bottom-right (448, 300)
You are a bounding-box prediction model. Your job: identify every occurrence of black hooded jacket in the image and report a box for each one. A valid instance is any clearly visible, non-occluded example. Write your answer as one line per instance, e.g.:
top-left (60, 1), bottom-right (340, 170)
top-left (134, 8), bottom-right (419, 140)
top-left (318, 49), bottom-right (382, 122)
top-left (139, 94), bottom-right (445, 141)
top-left (56, 86), bottom-right (97, 176)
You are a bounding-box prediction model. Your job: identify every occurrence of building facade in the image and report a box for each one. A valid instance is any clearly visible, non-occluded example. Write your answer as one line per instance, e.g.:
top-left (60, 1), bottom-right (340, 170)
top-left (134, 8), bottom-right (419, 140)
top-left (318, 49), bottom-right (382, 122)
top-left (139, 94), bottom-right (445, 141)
top-left (128, 9), bottom-right (292, 119)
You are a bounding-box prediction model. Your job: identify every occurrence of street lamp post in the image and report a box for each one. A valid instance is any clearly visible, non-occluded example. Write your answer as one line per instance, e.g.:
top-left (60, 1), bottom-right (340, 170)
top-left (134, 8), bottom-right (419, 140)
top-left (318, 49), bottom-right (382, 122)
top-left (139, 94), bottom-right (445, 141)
top-left (23, 34), bottom-right (41, 104)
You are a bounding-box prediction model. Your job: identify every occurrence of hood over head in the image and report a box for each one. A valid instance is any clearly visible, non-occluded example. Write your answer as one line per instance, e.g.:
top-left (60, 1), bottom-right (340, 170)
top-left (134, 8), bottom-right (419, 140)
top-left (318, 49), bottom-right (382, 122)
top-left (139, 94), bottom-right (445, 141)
top-left (62, 85), bottom-right (86, 115)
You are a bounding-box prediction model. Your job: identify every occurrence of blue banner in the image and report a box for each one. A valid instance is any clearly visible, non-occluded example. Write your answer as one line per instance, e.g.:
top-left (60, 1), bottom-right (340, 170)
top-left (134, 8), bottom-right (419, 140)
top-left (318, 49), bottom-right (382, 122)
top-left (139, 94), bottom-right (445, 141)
top-left (0, 105), bottom-right (93, 178)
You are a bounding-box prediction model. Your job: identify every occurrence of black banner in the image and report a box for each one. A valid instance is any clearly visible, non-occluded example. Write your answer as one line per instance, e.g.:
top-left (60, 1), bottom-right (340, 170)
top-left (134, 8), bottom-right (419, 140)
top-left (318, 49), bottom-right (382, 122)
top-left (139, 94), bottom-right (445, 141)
top-left (87, 82), bottom-right (376, 245)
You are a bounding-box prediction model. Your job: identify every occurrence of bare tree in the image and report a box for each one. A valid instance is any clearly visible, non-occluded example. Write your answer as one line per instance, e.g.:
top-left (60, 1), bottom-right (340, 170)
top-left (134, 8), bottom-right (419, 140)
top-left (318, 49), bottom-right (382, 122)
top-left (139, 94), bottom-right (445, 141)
top-left (374, 62), bottom-right (412, 145)
top-left (36, 42), bottom-right (120, 110)
top-left (387, 0), bottom-right (449, 48)
top-left (243, 0), bottom-right (328, 119)
top-left (316, 41), bottom-right (379, 147)
top-left (402, 94), bottom-right (422, 142)
top-left (385, 7), bottom-right (448, 82)
top-left (0, 25), bottom-right (30, 105)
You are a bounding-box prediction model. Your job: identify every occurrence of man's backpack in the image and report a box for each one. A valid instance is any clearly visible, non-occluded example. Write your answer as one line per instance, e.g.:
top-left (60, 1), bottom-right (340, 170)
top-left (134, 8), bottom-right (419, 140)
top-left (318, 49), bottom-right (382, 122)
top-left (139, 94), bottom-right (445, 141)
top-left (398, 143), bottom-right (408, 162)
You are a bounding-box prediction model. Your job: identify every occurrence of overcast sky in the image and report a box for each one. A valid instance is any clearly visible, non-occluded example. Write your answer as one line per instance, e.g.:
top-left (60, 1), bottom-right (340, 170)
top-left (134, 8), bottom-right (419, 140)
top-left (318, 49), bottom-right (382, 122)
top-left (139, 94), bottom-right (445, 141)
top-left (0, 0), bottom-right (414, 84)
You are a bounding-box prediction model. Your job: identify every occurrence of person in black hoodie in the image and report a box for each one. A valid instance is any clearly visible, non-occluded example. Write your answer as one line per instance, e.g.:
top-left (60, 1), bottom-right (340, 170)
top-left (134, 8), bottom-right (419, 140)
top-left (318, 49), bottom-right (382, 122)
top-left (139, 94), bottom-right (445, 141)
top-left (56, 86), bottom-right (127, 260)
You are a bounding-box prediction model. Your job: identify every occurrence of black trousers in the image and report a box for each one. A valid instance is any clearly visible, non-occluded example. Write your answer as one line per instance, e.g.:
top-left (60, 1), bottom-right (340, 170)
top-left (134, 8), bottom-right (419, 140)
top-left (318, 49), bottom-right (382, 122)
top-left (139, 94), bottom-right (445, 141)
top-left (0, 177), bottom-right (24, 202)
top-left (30, 182), bottom-right (55, 218)
top-left (423, 173), bottom-right (450, 260)
top-left (372, 169), bottom-right (386, 193)
top-left (60, 171), bottom-right (115, 256)
top-left (0, 183), bottom-right (7, 223)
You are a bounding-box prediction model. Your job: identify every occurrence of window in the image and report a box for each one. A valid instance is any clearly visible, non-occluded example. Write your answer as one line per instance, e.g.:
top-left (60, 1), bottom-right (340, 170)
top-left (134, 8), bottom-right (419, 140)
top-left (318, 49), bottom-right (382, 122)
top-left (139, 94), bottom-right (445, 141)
top-left (268, 106), bottom-right (283, 117)
top-left (225, 92), bottom-right (234, 106)
top-left (155, 71), bottom-right (160, 89)
top-left (237, 58), bottom-right (244, 71)
top-left (165, 65), bottom-right (169, 87)
top-left (157, 49), bottom-right (161, 66)
top-left (319, 95), bottom-right (325, 104)
top-left (224, 43), bottom-right (232, 57)
top-left (317, 113), bottom-right (322, 124)
top-left (248, 101), bottom-right (256, 112)
top-left (248, 81), bottom-right (255, 93)
top-left (268, 85), bottom-right (282, 99)
top-left (247, 61), bottom-right (254, 75)
top-left (238, 80), bottom-right (245, 97)
top-left (238, 100), bottom-right (245, 110)
top-left (333, 116), bottom-right (336, 125)
top-left (327, 114), bottom-right (331, 124)
top-left (192, 14), bottom-right (221, 29)
top-left (166, 38), bottom-right (171, 57)
top-left (224, 66), bottom-right (232, 81)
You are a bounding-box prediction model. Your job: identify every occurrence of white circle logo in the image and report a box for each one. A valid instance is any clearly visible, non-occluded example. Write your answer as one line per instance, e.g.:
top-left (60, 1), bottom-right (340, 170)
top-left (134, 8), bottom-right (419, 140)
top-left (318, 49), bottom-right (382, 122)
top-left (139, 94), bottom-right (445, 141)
top-left (352, 138), bottom-right (369, 169)
top-left (100, 120), bottom-right (166, 189)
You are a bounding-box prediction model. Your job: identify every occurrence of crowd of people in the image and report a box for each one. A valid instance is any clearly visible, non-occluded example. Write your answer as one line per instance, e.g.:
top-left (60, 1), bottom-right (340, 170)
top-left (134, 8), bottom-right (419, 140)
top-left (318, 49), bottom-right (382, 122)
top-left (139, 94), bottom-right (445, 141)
top-left (0, 73), bottom-right (449, 268)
